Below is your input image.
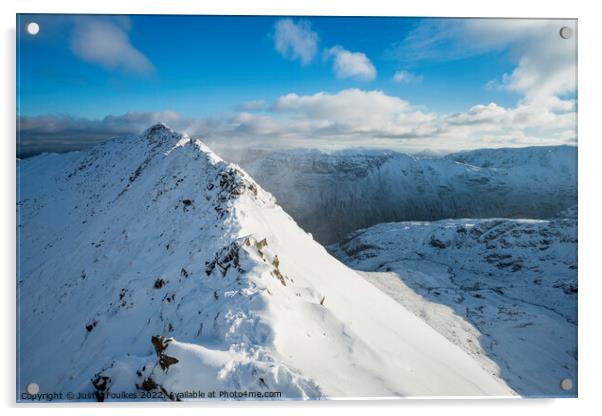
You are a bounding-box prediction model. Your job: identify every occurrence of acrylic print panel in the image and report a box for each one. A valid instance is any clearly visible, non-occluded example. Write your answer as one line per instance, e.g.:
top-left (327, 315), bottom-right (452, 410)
top-left (16, 14), bottom-right (577, 401)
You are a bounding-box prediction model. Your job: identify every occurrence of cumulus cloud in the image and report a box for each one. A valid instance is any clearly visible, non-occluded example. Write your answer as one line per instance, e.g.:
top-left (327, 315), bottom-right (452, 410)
top-left (324, 46), bottom-right (377, 81)
top-left (18, 87), bottom-right (576, 158)
top-left (393, 70), bottom-right (423, 84)
top-left (70, 17), bottom-right (154, 75)
top-left (273, 19), bottom-right (319, 65)
top-left (456, 20), bottom-right (577, 106)
top-left (18, 18), bottom-right (577, 158)
top-left (17, 111), bottom-right (180, 157)
top-left (272, 89), bottom-right (434, 137)
top-left (441, 99), bottom-right (576, 145)
top-left (385, 18), bottom-right (577, 150)
top-left (391, 18), bottom-right (576, 104)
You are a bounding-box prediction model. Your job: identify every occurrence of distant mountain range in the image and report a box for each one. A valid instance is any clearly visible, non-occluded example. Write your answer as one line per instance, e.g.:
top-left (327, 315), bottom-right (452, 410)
top-left (241, 145), bottom-right (577, 244)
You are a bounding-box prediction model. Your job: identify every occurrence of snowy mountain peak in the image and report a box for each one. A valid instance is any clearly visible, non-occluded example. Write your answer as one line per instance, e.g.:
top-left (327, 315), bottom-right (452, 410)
top-left (17, 126), bottom-right (515, 400)
top-left (139, 122), bottom-right (193, 150)
top-left (143, 122), bottom-right (177, 138)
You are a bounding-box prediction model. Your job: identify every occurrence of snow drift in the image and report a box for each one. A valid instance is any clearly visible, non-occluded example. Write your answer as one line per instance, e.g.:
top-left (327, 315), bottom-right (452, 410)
top-left (17, 124), bottom-right (515, 401)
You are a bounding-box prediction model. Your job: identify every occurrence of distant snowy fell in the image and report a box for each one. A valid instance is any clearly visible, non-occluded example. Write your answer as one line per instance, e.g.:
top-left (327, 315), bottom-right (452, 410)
top-left (241, 146), bottom-right (576, 244)
top-left (331, 211), bottom-right (577, 397)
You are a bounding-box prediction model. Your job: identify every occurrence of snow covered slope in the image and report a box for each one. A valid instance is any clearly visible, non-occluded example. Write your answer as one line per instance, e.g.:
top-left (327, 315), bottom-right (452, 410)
top-left (331, 210), bottom-right (577, 397)
top-left (17, 124), bottom-right (515, 401)
top-left (242, 146), bottom-right (576, 244)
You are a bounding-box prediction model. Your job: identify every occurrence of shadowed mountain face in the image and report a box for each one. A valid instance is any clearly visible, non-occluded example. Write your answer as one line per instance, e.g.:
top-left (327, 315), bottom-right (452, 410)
top-left (240, 146), bottom-right (577, 245)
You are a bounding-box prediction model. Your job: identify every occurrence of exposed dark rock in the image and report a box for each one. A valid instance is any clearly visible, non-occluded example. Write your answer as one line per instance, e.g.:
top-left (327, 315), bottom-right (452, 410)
top-left (553, 281), bottom-right (578, 295)
top-left (151, 335), bottom-right (171, 355)
top-left (150, 336), bottom-right (179, 372)
top-left (141, 377), bottom-right (157, 392)
top-left (91, 373), bottom-right (111, 402)
top-left (429, 237), bottom-right (448, 249)
top-left (205, 242), bottom-right (244, 277)
top-left (85, 320), bottom-right (98, 332)
top-left (255, 238), bottom-right (268, 250)
top-left (159, 355), bottom-right (179, 371)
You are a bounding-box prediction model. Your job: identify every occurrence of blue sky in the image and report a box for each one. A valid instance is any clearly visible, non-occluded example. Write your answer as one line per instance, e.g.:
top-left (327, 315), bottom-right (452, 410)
top-left (17, 15), bottom-right (522, 117)
top-left (16, 15), bottom-right (577, 156)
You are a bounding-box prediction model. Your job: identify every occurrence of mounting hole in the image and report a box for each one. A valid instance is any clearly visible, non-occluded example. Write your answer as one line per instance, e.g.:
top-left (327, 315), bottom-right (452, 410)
top-left (559, 26), bottom-right (573, 39)
top-left (26, 22), bottom-right (40, 36)
top-left (560, 378), bottom-right (573, 391)
top-left (26, 383), bottom-right (40, 395)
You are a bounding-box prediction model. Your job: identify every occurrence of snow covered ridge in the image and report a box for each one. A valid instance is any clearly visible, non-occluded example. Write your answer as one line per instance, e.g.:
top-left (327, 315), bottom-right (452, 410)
top-left (17, 124), bottom-right (515, 401)
top-left (330, 211), bottom-right (577, 397)
top-left (241, 145), bottom-right (577, 244)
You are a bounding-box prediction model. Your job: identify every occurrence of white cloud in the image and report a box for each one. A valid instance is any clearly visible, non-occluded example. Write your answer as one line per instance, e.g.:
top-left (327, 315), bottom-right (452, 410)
top-left (273, 19), bottom-right (319, 65)
top-left (70, 17), bottom-right (154, 75)
top-left (393, 70), bottom-right (423, 84)
top-left (386, 18), bottom-right (577, 151)
top-left (21, 18), bottom-right (577, 157)
top-left (441, 99), bottom-right (576, 145)
top-left (231, 89), bottom-right (575, 149)
top-left (17, 110), bottom-right (179, 157)
top-left (460, 20), bottom-right (576, 105)
top-left (324, 46), bottom-right (377, 81)
top-left (19, 87), bottom-right (576, 157)
top-left (273, 89), bottom-right (434, 135)
top-left (393, 19), bottom-right (576, 104)
top-left (445, 103), bottom-right (510, 126)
